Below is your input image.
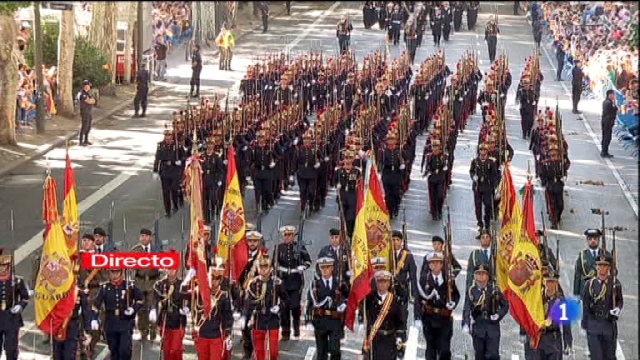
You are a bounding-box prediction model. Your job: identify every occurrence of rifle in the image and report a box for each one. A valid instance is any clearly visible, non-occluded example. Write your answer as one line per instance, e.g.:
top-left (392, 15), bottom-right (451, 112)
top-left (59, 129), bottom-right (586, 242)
top-left (590, 208), bottom-right (609, 251)
top-left (443, 205), bottom-right (454, 302)
top-left (611, 227), bottom-right (618, 308)
top-left (490, 228), bottom-right (498, 312)
top-left (540, 211), bottom-right (549, 264)
top-left (153, 211), bottom-right (162, 251)
top-left (107, 201), bottom-right (115, 250)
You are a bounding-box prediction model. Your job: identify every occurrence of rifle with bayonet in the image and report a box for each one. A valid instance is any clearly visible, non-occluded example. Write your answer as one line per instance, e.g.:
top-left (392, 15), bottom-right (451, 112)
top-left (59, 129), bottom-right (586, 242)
top-left (107, 201), bottom-right (115, 250)
top-left (443, 205), bottom-right (454, 302)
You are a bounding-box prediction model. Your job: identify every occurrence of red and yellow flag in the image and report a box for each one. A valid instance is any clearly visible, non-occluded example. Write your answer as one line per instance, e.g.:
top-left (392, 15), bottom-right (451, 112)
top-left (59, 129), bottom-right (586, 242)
top-left (184, 153), bottom-right (211, 315)
top-left (363, 159), bottom-right (392, 269)
top-left (344, 177), bottom-right (371, 331)
top-left (506, 179), bottom-right (545, 348)
top-left (62, 149), bottom-right (79, 257)
top-left (35, 175), bottom-right (77, 339)
top-left (217, 145), bottom-right (247, 281)
top-left (497, 164), bottom-right (521, 292)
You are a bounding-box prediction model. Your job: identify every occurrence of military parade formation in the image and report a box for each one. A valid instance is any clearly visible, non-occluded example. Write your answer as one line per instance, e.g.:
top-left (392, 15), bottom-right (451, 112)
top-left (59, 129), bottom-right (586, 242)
top-left (6, 2), bottom-right (630, 360)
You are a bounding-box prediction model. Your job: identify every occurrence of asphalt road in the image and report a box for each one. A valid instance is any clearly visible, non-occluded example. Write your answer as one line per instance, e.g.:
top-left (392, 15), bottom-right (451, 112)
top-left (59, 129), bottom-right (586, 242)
top-left (2, 1), bottom-right (637, 360)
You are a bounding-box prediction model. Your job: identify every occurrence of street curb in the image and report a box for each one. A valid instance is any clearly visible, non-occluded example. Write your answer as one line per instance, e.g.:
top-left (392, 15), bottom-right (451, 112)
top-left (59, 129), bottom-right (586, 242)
top-left (0, 85), bottom-right (162, 179)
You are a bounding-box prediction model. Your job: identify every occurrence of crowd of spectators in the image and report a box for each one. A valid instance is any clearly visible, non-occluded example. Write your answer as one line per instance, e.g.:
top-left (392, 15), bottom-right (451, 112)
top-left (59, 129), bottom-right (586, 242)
top-left (152, 2), bottom-right (193, 50)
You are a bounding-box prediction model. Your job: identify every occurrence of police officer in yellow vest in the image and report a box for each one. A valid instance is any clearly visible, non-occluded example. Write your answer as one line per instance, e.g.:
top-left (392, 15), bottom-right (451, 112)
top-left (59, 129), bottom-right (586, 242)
top-left (216, 23), bottom-right (236, 71)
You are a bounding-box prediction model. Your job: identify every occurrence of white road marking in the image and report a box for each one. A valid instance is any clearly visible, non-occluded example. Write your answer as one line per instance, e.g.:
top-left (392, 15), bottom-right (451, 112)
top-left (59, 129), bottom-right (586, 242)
top-left (511, 354), bottom-right (520, 360)
top-left (404, 325), bottom-right (420, 360)
top-left (304, 346), bottom-right (316, 360)
top-left (284, 1), bottom-right (342, 54)
top-left (0, 146), bottom-right (26, 157)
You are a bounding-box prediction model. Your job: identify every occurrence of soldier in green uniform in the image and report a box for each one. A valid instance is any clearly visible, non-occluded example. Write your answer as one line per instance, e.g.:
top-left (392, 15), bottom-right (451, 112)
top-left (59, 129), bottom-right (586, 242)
top-left (132, 228), bottom-right (162, 341)
top-left (573, 229), bottom-right (610, 299)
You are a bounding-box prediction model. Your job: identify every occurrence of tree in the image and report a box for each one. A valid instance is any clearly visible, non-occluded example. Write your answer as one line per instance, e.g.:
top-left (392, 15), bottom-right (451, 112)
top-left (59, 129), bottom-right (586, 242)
top-left (89, 2), bottom-right (117, 83)
top-left (199, 2), bottom-right (217, 47)
top-left (123, 2), bottom-right (136, 84)
top-left (57, 9), bottom-right (75, 117)
top-left (0, 2), bottom-right (32, 145)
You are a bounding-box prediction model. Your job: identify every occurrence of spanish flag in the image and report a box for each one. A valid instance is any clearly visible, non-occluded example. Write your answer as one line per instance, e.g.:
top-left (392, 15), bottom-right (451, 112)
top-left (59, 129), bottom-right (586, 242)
top-left (184, 152), bottom-right (211, 315)
top-left (496, 164), bottom-right (521, 292)
top-left (344, 177), bottom-right (371, 331)
top-left (217, 145), bottom-right (247, 281)
top-left (363, 158), bottom-right (392, 269)
top-left (506, 178), bottom-right (545, 348)
top-left (62, 149), bottom-right (79, 257)
top-left (35, 175), bottom-right (77, 339)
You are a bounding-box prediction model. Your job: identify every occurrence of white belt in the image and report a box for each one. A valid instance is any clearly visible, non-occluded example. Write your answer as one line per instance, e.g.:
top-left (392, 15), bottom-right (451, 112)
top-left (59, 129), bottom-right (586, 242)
top-left (277, 266), bottom-right (300, 274)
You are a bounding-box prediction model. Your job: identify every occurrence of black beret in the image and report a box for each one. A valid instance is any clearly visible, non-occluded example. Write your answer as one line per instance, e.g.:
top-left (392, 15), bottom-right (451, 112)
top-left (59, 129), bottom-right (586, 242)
top-left (391, 230), bottom-right (403, 239)
top-left (93, 227), bottom-right (107, 236)
top-left (140, 228), bottom-right (153, 236)
top-left (329, 228), bottom-right (340, 236)
top-left (432, 236), bottom-right (444, 243)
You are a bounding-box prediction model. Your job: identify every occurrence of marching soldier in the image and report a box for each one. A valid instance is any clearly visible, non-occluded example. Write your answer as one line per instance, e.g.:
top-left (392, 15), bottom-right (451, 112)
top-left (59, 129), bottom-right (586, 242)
top-left (421, 235), bottom-right (462, 278)
top-left (541, 143), bottom-right (570, 229)
top-left (154, 128), bottom-right (186, 218)
top-left (0, 249), bottom-right (30, 360)
top-left (581, 253), bottom-right (623, 360)
top-left (336, 151), bottom-right (361, 237)
top-left (202, 136), bottom-right (226, 224)
top-left (132, 228), bottom-right (161, 341)
top-left (294, 131), bottom-right (323, 213)
top-left (467, 1), bottom-right (479, 30)
top-left (470, 143), bottom-right (500, 232)
top-left (430, 7), bottom-right (443, 47)
top-left (274, 225), bottom-right (312, 340)
top-left (484, 19), bottom-right (499, 62)
top-left (243, 253), bottom-right (289, 360)
top-left (453, 1), bottom-right (466, 32)
top-left (517, 75), bottom-right (536, 139)
top-left (91, 268), bottom-right (144, 360)
top-left (424, 139), bottom-right (448, 220)
top-left (150, 266), bottom-right (188, 360)
top-left (404, 18), bottom-right (418, 64)
top-left (465, 229), bottom-right (494, 290)
top-left (337, 14), bottom-right (354, 54)
top-left (391, 230), bottom-right (418, 325)
top-left (133, 62), bottom-right (150, 117)
top-left (573, 229), bottom-right (610, 299)
top-left (193, 257), bottom-right (234, 359)
top-left (248, 129), bottom-right (277, 213)
top-left (379, 130), bottom-right (405, 219)
top-left (416, 3), bottom-right (428, 47)
top-left (363, 1), bottom-right (377, 29)
top-left (414, 252), bottom-right (460, 360)
top-left (54, 272), bottom-right (92, 360)
top-left (237, 230), bottom-right (265, 360)
top-left (306, 257), bottom-right (350, 360)
top-left (190, 44), bottom-right (203, 98)
top-left (441, 2), bottom-right (453, 42)
top-left (362, 270), bottom-right (407, 360)
top-left (316, 228), bottom-right (351, 282)
top-left (462, 264), bottom-right (509, 360)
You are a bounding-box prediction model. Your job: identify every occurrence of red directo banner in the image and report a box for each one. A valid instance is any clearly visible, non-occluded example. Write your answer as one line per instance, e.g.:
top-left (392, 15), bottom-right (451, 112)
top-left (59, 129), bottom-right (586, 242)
top-left (80, 252), bottom-right (180, 269)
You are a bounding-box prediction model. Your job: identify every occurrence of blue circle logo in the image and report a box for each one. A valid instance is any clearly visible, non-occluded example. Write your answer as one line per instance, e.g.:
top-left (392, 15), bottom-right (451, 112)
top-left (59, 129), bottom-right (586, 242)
top-left (549, 297), bottom-right (581, 325)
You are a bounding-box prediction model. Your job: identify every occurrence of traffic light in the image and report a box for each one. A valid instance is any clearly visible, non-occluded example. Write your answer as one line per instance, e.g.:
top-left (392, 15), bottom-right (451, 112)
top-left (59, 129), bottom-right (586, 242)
top-left (40, 2), bottom-right (74, 11)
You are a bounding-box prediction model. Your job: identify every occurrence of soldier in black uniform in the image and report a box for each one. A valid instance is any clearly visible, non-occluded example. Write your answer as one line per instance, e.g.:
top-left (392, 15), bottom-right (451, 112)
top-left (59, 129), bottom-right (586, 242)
top-left (77, 80), bottom-right (96, 146)
top-left (55, 280), bottom-right (91, 360)
top-left (260, 2), bottom-right (270, 33)
top-left (150, 267), bottom-right (188, 360)
top-left (190, 44), bottom-right (202, 98)
top-left (462, 264), bottom-right (509, 360)
top-left (470, 143), bottom-right (499, 232)
top-left (517, 75), bottom-right (536, 139)
top-left (414, 252), bottom-right (460, 360)
top-left (467, 1), bottom-right (479, 30)
top-left (336, 14), bottom-right (354, 53)
top-left (390, 4), bottom-right (403, 45)
top-left (248, 130), bottom-right (277, 212)
top-left (91, 268), bottom-right (144, 360)
top-left (554, 39), bottom-right (566, 81)
top-left (431, 8), bottom-right (443, 46)
top-left (316, 228), bottom-right (351, 282)
top-left (362, 270), bottom-right (407, 360)
top-left (404, 18), bottom-right (418, 64)
top-left (484, 19), bottom-right (499, 62)
top-left (453, 1), bottom-right (466, 31)
top-left (421, 235), bottom-right (462, 278)
top-left (571, 59), bottom-right (584, 114)
top-left (202, 136), bottom-right (226, 223)
top-left (274, 225), bottom-right (312, 340)
top-left (541, 144), bottom-right (570, 229)
top-left (391, 230), bottom-right (417, 327)
top-left (581, 252), bottom-right (623, 360)
top-left (379, 130), bottom-right (405, 218)
top-left (237, 230), bottom-right (264, 360)
top-left (306, 257), bottom-right (350, 360)
top-left (573, 229), bottom-right (610, 299)
top-left (154, 128), bottom-right (186, 217)
top-left (336, 151), bottom-right (361, 237)
top-left (416, 3), bottom-right (428, 47)
top-left (133, 62), bottom-right (150, 117)
top-left (441, 2), bottom-right (453, 42)
top-left (0, 250), bottom-right (30, 360)
top-left (465, 229), bottom-right (493, 289)
top-left (363, 1), bottom-right (377, 29)
top-left (294, 131), bottom-right (323, 213)
top-left (424, 139), bottom-right (448, 220)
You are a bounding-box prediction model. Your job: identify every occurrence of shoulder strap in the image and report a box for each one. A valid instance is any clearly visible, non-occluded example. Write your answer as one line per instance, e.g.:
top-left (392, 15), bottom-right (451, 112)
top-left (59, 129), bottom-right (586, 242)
top-left (365, 293), bottom-right (395, 349)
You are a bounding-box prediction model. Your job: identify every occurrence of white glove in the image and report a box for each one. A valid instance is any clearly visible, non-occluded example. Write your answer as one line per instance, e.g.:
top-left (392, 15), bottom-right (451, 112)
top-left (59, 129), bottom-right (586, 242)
top-left (10, 305), bottom-right (22, 314)
top-left (242, 145), bottom-right (248, 151)
top-left (179, 307), bottom-right (190, 316)
top-left (289, 175), bottom-right (294, 183)
top-left (336, 183), bottom-right (342, 190)
top-left (297, 265), bottom-right (306, 272)
top-left (314, 162), bottom-right (320, 169)
top-left (305, 323), bottom-right (314, 331)
top-left (446, 301), bottom-right (456, 310)
top-left (426, 289), bottom-right (439, 300)
top-left (562, 176), bottom-right (567, 182)
top-left (269, 161), bottom-right (276, 168)
top-left (610, 307), bottom-right (621, 317)
top-left (270, 305), bottom-right (280, 314)
top-left (175, 160), bottom-right (182, 166)
top-left (233, 312), bottom-right (241, 321)
top-left (181, 268), bottom-right (196, 287)
top-left (337, 303), bottom-right (347, 312)
top-left (399, 164), bottom-right (406, 170)
top-left (152, 173), bottom-right (160, 180)
top-left (28, 289), bottom-right (34, 297)
top-left (245, 176), bottom-right (252, 182)
top-left (579, 328), bottom-right (586, 337)
top-left (443, 166), bottom-right (448, 171)
top-left (223, 160), bottom-right (228, 165)
top-left (91, 320), bottom-right (99, 331)
top-left (396, 337), bottom-right (403, 346)
top-left (274, 100), bottom-right (280, 105)
top-left (462, 324), bottom-right (470, 333)
top-left (241, 316), bottom-right (247, 328)
top-left (124, 307), bottom-right (135, 316)
top-left (490, 314), bottom-right (500, 321)
top-left (414, 319), bottom-right (423, 329)
top-left (473, 175), bottom-right (479, 182)
top-left (217, 181), bottom-right (222, 186)
top-left (225, 336), bottom-right (233, 350)
top-left (293, 138), bottom-right (299, 146)
top-left (149, 309), bottom-right (157, 323)
top-left (83, 335), bottom-right (92, 347)
top-left (346, 270), bottom-right (353, 277)
top-left (324, 156), bottom-right (329, 162)
top-left (312, 97), bottom-right (316, 101)
top-left (358, 150), bottom-right (365, 157)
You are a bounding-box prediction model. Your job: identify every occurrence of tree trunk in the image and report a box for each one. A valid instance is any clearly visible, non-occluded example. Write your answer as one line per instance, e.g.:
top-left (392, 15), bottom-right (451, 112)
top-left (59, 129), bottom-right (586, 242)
top-left (0, 15), bottom-right (18, 145)
top-left (57, 9), bottom-right (76, 118)
top-left (102, 2), bottom-right (118, 83)
top-left (124, 2), bottom-right (136, 84)
top-left (88, 2), bottom-right (104, 45)
top-left (226, 2), bottom-right (237, 28)
top-left (201, 2), bottom-right (217, 47)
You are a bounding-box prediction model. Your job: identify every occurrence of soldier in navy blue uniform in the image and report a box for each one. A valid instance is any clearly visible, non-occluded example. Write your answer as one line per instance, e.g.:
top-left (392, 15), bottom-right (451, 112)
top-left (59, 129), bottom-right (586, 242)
top-left (462, 264), bottom-right (509, 360)
top-left (391, 229), bottom-right (417, 346)
top-left (467, 1), bottom-right (479, 30)
top-left (517, 75), bottom-right (536, 139)
top-left (484, 20), bottom-right (499, 62)
top-left (316, 228), bottom-right (351, 283)
top-left (541, 144), bottom-right (570, 229)
top-left (294, 131), bottom-right (323, 213)
top-left (573, 229), bottom-right (610, 299)
top-left (248, 129), bottom-right (277, 213)
top-left (190, 44), bottom-right (202, 98)
top-left (91, 268), bottom-right (144, 360)
top-left (465, 230), bottom-right (494, 289)
top-left (421, 235), bottom-right (462, 278)
top-left (202, 135), bottom-right (227, 223)
top-left (469, 143), bottom-right (500, 232)
top-left (0, 250), bottom-right (30, 360)
top-left (306, 257), bottom-right (350, 360)
top-left (77, 80), bottom-right (96, 146)
top-left (150, 267), bottom-right (188, 360)
top-left (154, 128), bottom-right (187, 217)
top-left (335, 151), bottom-right (361, 237)
top-left (133, 62), bottom-right (150, 117)
top-left (389, 5), bottom-right (404, 45)
top-left (237, 230), bottom-right (264, 360)
top-left (441, 2), bottom-right (454, 42)
top-left (424, 139), bottom-right (448, 220)
top-left (453, 1), bottom-right (466, 31)
top-left (430, 8), bottom-right (443, 46)
top-left (414, 252), bottom-right (460, 360)
top-left (363, 270), bottom-right (407, 360)
top-left (582, 253), bottom-right (623, 360)
top-left (274, 225), bottom-right (312, 340)
top-left (379, 130), bottom-right (405, 218)
top-left (55, 284), bottom-right (91, 360)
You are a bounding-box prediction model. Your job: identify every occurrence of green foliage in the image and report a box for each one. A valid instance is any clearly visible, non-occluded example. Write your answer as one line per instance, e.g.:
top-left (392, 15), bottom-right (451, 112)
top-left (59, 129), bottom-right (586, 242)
top-left (72, 37), bottom-right (111, 91)
top-left (23, 19), bottom-right (59, 68)
top-left (0, 2), bottom-right (32, 16)
top-left (630, 22), bottom-right (639, 51)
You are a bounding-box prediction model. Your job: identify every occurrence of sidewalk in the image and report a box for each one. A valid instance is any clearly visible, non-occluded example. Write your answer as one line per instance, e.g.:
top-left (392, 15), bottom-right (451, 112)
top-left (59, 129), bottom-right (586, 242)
top-left (0, 2), bottom-right (288, 179)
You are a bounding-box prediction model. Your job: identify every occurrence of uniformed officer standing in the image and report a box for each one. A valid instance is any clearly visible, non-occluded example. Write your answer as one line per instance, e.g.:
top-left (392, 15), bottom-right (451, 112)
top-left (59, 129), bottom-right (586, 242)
top-left (390, 5), bottom-right (403, 45)
top-left (77, 80), bottom-right (96, 146)
top-left (133, 62), bottom-right (150, 117)
top-left (462, 264), bottom-right (509, 360)
top-left (274, 225), bottom-right (312, 340)
top-left (379, 131), bottom-right (405, 219)
top-left (190, 44), bottom-right (203, 98)
top-left (430, 8), bottom-right (443, 47)
top-left (0, 250), bottom-right (30, 360)
top-left (306, 257), bottom-right (350, 360)
top-left (571, 59), bottom-right (584, 115)
top-left (316, 228), bottom-right (351, 282)
top-left (453, 1), bottom-right (466, 32)
top-left (243, 254), bottom-right (289, 360)
top-left (55, 283), bottom-right (91, 360)
top-left (260, 2), bottom-right (270, 33)
top-left (336, 153), bottom-right (361, 237)
top-left (484, 19), bottom-right (499, 62)
top-left (150, 267), bottom-right (187, 360)
top-left (424, 139), bottom-right (448, 220)
top-left (248, 130), bottom-right (277, 213)
top-left (582, 252), bottom-right (623, 360)
top-left (441, 2), bottom-right (454, 42)
top-left (132, 228), bottom-right (161, 341)
top-left (414, 252), bottom-right (460, 360)
top-left (336, 14), bottom-right (354, 54)
top-left (542, 144), bottom-right (570, 229)
top-left (202, 137), bottom-right (226, 223)
top-left (467, 1), bottom-right (479, 30)
top-left (154, 129), bottom-right (186, 217)
top-left (404, 18), bottom-right (418, 64)
top-left (554, 39), bottom-right (566, 81)
top-left (465, 229), bottom-right (493, 290)
top-left (294, 131), bottom-right (323, 213)
top-left (573, 229), bottom-right (610, 299)
top-left (237, 230), bottom-right (264, 360)
top-left (362, 270), bottom-right (407, 360)
top-left (470, 143), bottom-right (500, 232)
top-left (91, 268), bottom-right (144, 360)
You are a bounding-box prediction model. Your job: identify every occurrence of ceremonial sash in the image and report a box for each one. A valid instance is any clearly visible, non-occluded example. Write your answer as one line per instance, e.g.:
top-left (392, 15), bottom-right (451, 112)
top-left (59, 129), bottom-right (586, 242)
top-left (365, 293), bottom-right (394, 350)
top-left (394, 251), bottom-right (408, 276)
